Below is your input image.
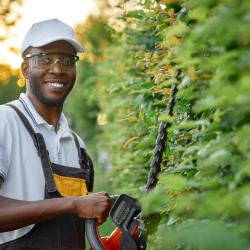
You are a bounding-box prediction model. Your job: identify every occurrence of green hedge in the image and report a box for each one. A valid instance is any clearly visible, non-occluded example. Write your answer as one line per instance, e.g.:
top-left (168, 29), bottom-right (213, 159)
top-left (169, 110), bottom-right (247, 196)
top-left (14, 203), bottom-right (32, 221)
top-left (70, 0), bottom-right (250, 249)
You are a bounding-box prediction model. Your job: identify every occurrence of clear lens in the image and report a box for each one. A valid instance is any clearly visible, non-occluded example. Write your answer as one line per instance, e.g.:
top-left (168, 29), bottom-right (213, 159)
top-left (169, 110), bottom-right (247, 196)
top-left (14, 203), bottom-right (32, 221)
top-left (32, 52), bottom-right (77, 71)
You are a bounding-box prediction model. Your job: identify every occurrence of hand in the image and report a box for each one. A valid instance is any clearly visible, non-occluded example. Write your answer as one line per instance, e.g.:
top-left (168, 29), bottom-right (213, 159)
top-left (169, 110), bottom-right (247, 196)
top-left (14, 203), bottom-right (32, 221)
top-left (0, 192), bottom-right (113, 232)
top-left (71, 192), bottom-right (114, 225)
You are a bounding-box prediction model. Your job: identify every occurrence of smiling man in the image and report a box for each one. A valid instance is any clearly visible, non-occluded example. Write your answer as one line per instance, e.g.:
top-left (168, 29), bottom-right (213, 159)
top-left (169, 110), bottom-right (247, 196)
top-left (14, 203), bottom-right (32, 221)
top-left (0, 19), bottom-right (113, 249)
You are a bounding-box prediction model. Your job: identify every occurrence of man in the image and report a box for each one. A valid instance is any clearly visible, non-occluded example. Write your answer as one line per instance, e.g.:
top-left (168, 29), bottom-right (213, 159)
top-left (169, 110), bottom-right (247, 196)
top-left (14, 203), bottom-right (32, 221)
top-left (0, 19), bottom-right (113, 249)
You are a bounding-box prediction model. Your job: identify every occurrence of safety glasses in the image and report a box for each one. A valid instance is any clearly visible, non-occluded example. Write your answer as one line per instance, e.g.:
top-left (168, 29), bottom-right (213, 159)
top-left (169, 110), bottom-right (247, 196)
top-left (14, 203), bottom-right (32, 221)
top-left (26, 52), bottom-right (79, 71)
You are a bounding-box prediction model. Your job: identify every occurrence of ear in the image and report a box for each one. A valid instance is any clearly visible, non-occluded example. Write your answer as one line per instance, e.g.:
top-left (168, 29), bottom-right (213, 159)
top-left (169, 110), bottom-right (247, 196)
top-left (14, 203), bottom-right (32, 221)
top-left (21, 61), bottom-right (29, 79)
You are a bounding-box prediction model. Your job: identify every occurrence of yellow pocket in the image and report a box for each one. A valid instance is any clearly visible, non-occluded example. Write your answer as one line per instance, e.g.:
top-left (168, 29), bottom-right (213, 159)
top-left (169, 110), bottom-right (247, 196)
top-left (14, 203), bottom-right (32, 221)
top-left (53, 174), bottom-right (88, 197)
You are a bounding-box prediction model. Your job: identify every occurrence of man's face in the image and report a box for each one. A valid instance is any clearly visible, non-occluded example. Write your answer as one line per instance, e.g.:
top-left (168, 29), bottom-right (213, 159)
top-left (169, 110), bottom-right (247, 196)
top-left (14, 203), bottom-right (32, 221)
top-left (24, 40), bottom-right (77, 107)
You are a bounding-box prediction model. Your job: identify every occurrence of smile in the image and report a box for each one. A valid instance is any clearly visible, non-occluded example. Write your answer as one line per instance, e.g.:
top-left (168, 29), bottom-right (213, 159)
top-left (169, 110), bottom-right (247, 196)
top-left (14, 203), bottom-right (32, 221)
top-left (45, 82), bottom-right (64, 88)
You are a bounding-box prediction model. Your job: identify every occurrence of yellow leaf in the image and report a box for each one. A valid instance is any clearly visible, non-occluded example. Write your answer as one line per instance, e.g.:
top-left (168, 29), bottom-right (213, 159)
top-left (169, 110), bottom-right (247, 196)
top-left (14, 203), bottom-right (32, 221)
top-left (123, 137), bottom-right (139, 148)
top-left (169, 155), bottom-right (175, 160)
top-left (160, 97), bottom-right (169, 102)
top-left (157, 11), bottom-right (167, 17)
top-left (202, 74), bottom-right (211, 79)
top-left (156, 30), bottom-right (165, 36)
top-left (160, 0), bottom-right (179, 3)
top-left (155, 74), bottom-right (168, 78)
top-left (188, 66), bottom-right (195, 75)
top-left (161, 65), bottom-right (173, 69)
top-left (190, 76), bottom-right (200, 81)
top-left (136, 59), bottom-right (145, 66)
top-left (165, 155), bottom-right (175, 161)
top-left (119, 117), bottom-right (139, 122)
top-left (154, 86), bottom-right (162, 90)
top-left (139, 104), bottom-right (144, 119)
top-left (163, 18), bottom-right (176, 22)
top-left (157, 46), bottom-right (168, 50)
top-left (144, 52), bottom-right (152, 58)
top-left (162, 88), bottom-right (171, 94)
top-left (176, 136), bottom-right (190, 141)
top-left (168, 8), bottom-right (174, 16)
top-left (168, 69), bottom-right (175, 77)
top-left (159, 50), bottom-right (169, 53)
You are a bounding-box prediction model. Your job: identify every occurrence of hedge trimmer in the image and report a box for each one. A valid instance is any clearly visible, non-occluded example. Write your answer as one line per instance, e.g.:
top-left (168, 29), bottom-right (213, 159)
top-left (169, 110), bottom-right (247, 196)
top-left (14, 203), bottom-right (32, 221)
top-left (86, 70), bottom-right (180, 250)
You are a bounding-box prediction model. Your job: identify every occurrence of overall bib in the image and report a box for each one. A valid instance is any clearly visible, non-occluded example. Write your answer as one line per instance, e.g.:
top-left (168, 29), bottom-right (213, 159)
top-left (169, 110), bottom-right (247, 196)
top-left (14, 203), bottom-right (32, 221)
top-left (0, 104), bottom-right (94, 250)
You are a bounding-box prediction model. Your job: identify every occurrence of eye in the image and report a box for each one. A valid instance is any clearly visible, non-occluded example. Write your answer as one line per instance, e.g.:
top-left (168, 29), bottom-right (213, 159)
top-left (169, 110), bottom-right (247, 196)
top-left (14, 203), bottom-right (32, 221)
top-left (62, 58), bottom-right (75, 66)
top-left (39, 56), bottom-right (51, 64)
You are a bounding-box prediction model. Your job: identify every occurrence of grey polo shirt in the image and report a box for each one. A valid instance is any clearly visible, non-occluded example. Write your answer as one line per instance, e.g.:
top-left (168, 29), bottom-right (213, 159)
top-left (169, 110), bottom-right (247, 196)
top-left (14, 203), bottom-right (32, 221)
top-left (0, 93), bottom-right (85, 244)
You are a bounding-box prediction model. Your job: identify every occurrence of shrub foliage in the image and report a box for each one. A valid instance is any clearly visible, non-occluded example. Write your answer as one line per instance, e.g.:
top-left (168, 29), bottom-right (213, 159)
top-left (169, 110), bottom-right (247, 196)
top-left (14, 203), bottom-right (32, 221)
top-left (68, 0), bottom-right (250, 249)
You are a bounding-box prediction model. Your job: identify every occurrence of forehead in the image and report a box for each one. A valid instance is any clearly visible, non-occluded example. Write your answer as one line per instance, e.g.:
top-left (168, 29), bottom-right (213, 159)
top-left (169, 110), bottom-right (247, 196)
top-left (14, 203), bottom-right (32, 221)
top-left (29, 40), bottom-right (76, 55)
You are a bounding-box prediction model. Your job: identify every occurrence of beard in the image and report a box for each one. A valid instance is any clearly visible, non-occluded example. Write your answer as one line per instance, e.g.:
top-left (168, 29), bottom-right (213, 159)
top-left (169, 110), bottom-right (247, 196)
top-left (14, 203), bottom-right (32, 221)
top-left (28, 72), bottom-right (75, 107)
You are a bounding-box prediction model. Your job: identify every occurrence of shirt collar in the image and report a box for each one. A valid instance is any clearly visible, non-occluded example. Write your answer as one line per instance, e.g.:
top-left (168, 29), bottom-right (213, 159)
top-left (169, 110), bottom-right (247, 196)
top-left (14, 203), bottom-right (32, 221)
top-left (19, 93), bottom-right (73, 138)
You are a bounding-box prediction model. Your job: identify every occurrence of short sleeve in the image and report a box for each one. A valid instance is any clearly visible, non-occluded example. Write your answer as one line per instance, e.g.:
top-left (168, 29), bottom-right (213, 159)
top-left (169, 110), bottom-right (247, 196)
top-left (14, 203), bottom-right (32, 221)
top-left (0, 114), bottom-right (13, 182)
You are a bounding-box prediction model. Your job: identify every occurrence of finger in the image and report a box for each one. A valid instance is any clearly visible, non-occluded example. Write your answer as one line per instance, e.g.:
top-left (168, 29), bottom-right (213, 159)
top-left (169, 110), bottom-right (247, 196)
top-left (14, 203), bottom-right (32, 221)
top-left (98, 217), bottom-right (107, 226)
top-left (109, 200), bottom-right (114, 209)
top-left (99, 191), bottom-right (109, 197)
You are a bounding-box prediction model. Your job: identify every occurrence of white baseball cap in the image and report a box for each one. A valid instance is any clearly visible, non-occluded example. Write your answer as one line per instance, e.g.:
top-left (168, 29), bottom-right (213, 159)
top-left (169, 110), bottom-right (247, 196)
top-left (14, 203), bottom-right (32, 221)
top-left (21, 19), bottom-right (84, 56)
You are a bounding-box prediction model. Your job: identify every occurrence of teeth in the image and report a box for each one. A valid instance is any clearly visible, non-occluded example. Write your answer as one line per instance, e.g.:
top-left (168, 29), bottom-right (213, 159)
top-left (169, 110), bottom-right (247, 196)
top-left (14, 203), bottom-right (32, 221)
top-left (46, 82), bottom-right (64, 88)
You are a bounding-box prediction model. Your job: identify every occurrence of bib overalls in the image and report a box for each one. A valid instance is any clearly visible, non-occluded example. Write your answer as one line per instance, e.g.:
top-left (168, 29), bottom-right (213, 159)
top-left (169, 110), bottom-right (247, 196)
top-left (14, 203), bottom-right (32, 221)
top-left (0, 104), bottom-right (94, 250)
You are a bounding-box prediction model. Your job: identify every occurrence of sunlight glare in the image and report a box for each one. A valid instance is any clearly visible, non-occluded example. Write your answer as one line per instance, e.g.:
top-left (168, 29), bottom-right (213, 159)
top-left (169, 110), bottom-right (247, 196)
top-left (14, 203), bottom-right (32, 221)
top-left (17, 79), bottom-right (25, 87)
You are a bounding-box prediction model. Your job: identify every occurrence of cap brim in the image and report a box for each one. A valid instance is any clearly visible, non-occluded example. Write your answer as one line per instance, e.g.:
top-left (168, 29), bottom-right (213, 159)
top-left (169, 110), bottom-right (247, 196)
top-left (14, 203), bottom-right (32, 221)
top-left (31, 37), bottom-right (84, 53)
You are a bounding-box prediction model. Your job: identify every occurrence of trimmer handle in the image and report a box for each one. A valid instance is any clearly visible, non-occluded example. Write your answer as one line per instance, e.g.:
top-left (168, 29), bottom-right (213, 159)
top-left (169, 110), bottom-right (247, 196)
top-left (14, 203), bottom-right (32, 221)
top-left (86, 195), bottom-right (119, 250)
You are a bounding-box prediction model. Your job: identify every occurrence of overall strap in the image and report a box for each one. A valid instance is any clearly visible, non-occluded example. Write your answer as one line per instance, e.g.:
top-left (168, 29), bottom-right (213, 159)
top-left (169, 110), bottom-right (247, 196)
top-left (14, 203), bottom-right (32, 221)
top-left (71, 130), bottom-right (94, 192)
top-left (70, 129), bottom-right (89, 169)
top-left (5, 104), bottom-right (57, 192)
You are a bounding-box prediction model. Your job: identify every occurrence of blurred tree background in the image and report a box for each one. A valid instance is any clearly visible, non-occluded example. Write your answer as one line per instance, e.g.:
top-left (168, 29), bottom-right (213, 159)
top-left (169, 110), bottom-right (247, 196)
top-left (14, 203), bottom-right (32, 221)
top-left (0, 0), bottom-right (23, 41)
top-left (0, 0), bottom-right (25, 104)
top-left (2, 0), bottom-right (250, 249)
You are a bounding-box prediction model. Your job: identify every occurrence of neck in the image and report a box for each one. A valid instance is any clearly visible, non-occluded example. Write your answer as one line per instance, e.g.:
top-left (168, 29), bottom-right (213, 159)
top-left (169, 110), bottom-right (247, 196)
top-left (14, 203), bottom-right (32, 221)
top-left (27, 92), bottom-right (63, 133)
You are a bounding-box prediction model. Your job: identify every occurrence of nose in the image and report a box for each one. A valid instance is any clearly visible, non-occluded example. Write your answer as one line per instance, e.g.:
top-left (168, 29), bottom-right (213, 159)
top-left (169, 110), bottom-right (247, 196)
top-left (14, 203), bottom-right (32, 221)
top-left (49, 59), bottom-right (64, 74)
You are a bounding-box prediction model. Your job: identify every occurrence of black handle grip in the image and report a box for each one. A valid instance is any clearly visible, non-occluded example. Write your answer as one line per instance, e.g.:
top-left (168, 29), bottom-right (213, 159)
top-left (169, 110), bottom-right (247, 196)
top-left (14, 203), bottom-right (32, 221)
top-left (86, 195), bottom-right (119, 250)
